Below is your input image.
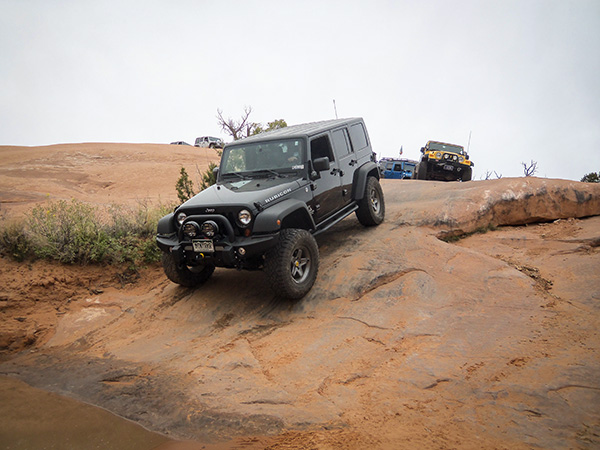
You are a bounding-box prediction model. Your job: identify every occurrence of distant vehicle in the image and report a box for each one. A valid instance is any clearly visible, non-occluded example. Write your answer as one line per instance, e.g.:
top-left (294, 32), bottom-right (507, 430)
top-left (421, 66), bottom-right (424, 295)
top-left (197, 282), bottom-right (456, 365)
top-left (416, 141), bottom-right (474, 181)
top-left (170, 141), bottom-right (191, 146)
top-left (379, 158), bottom-right (418, 179)
top-left (195, 136), bottom-right (224, 149)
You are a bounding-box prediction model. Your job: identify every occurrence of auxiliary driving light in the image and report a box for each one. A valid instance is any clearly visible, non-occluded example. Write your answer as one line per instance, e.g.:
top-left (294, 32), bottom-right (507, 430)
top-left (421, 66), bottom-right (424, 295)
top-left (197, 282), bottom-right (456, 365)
top-left (183, 221), bottom-right (199, 238)
top-left (201, 220), bottom-right (219, 238)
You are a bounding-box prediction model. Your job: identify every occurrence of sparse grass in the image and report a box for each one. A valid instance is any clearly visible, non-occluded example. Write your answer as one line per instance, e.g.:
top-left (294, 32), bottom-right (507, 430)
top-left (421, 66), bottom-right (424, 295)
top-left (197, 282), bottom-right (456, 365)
top-left (0, 199), bottom-right (174, 270)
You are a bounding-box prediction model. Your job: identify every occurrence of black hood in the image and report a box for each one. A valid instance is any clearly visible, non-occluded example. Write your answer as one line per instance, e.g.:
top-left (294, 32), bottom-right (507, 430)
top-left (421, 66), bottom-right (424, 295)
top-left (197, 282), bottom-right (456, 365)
top-left (178, 176), bottom-right (304, 212)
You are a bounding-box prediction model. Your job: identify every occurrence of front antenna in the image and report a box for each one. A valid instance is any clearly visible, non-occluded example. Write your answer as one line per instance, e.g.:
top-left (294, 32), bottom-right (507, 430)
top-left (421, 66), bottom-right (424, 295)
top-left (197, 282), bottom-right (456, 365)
top-left (333, 99), bottom-right (338, 119)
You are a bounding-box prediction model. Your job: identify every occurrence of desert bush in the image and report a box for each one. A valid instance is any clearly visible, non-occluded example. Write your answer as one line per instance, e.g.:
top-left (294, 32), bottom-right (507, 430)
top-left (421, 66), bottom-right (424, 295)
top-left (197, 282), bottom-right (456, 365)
top-left (175, 164), bottom-right (218, 203)
top-left (581, 172), bottom-right (599, 183)
top-left (0, 199), bottom-right (174, 268)
top-left (175, 167), bottom-right (195, 203)
top-left (29, 200), bottom-right (108, 263)
top-left (0, 220), bottom-right (32, 261)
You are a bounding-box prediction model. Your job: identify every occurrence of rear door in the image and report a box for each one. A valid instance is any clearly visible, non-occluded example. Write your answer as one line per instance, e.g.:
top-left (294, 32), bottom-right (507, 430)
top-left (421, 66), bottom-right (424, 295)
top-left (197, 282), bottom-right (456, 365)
top-left (330, 127), bottom-right (356, 205)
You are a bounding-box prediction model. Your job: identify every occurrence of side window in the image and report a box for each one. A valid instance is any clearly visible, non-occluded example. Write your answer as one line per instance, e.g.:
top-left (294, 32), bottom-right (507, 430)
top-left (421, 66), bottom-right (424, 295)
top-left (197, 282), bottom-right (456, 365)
top-left (310, 135), bottom-right (335, 162)
top-left (349, 123), bottom-right (368, 151)
top-left (331, 128), bottom-right (351, 156)
top-left (394, 164), bottom-right (402, 171)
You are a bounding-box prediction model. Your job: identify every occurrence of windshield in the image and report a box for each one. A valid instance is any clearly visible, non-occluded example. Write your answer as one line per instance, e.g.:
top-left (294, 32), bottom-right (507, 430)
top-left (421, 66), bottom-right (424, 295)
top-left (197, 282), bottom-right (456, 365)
top-left (220, 139), bottom-right (306, 175)
top-left (428, 142), bottom-right (464, 154)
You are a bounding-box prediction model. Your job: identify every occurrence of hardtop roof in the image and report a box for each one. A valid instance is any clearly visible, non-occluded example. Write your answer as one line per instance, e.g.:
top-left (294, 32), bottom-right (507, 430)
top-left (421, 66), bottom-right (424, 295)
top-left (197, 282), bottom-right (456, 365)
top-left (426, 140), bottom-right (464, 149)
top-left (225, 118), bottom-right (363, 146)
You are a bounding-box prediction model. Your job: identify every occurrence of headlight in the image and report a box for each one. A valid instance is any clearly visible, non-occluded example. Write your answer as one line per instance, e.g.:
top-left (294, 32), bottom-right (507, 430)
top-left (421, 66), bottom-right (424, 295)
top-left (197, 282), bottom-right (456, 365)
top-left (238, 209), bottom-right (252, 226)
top-left (183, 221), bottom-right (199, 238)
top-left (458, 156), bottom-right (465, 163)
top-left (177, 212), bottom-right (187, 226)
top-left (435, 152), bottom-right (442, 159)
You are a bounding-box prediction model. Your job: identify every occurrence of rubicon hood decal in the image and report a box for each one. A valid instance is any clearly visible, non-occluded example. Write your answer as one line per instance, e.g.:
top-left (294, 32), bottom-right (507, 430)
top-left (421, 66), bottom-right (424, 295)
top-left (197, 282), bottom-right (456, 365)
top-left (264, 187), bottom-right (292, 204)
top-left (180, 178), bottom-right (301, 210)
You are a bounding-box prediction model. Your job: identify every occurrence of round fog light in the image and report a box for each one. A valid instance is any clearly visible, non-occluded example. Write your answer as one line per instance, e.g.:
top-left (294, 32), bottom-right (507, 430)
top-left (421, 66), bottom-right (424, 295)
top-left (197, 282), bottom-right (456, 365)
top-left (201, 220), bottom-right (218, 238)
top-left (238, 247), bottom-right (246, 256)
top-left (183, 222), bottom-right (198, 238)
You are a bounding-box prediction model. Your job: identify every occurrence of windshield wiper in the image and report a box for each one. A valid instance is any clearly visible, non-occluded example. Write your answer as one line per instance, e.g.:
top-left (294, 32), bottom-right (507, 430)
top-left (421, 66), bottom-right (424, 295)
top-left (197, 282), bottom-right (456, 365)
top-left (250, 169), bottom-right (286, 179)
top-left (221, 172), bottom-right (249, 180)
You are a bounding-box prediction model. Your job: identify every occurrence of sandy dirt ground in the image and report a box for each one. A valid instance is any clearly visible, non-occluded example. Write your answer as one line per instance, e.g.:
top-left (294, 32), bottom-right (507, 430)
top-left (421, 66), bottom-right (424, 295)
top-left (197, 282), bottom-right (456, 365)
top-left (0, 143), bottom-right (599, 449)
top-left (0, 142), bottom-right (220, 217)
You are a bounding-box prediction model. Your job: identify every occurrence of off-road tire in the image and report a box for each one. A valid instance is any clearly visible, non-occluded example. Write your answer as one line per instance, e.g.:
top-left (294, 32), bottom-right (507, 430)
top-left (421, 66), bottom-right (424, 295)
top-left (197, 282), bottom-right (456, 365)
top-left (461, 167), bottom-right (472, 182)
top-left (209, 143), bottom-right (215, 149)
top-left (265, 229), bottom-right (319, 299)
top-left (416, 161), bottom-right (428, 180)
top-left (356, 176), bottom-right (385, 226)
top-left (161, 252), bottom-right (215, 287)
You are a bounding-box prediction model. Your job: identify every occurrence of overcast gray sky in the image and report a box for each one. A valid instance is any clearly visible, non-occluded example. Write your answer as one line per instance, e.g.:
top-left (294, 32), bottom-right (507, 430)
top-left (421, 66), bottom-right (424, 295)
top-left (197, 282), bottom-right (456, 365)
top-left (1, 0), bottom-right (599, 180)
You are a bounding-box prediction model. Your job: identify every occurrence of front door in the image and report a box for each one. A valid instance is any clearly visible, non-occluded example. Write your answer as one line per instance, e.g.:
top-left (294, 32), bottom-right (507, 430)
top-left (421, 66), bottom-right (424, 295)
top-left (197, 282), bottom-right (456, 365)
top-left (308, 134), bottom-right (343, 222)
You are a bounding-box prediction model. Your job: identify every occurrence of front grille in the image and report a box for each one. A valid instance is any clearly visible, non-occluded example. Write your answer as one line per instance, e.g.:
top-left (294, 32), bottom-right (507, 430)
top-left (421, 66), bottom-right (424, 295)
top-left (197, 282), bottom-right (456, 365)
top-left (442, 153), bottom-right (458, 161)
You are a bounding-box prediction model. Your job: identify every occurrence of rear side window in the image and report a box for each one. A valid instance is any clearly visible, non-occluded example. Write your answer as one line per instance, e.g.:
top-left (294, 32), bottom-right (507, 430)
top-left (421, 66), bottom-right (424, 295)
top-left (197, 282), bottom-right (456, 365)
top-left (349, 123), bottom-right (368, 151)
top-left (331, 128), bottom-right (352, 156)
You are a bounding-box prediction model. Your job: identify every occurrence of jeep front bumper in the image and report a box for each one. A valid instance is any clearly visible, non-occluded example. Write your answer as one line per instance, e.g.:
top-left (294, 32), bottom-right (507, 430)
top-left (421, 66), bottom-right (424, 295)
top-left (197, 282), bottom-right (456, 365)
top-left (156, 232), bottom-right (279, 269)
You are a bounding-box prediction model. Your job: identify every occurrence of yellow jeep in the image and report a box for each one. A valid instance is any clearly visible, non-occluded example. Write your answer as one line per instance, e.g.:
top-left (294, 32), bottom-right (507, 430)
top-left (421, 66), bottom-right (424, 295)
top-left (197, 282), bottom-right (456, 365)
top-left (416, 140), bottom-right (474, 181)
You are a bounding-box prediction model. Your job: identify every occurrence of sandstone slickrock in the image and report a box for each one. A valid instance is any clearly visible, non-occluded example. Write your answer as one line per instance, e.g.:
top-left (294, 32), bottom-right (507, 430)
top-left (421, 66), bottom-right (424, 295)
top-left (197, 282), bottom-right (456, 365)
top-left (1, 151), bottom-right (599, 448)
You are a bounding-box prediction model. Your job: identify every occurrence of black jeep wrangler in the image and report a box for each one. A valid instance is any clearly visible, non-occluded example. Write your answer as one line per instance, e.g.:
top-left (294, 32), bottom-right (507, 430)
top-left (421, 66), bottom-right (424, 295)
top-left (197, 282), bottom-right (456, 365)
top-left (156, 118), bottom-right (384, 299)
top-left (416, 140), bottom-right (474, 181)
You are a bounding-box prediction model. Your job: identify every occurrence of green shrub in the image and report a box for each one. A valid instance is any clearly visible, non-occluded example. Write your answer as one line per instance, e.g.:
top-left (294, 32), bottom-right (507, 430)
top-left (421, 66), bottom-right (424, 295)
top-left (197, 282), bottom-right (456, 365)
top-left (28, 200), bottom-right (109, 264)
top-left (0, 199), bottom-right (175, 269)
top-left (175, 164), bottom-right (218, 204)
top-left (581, 172), bottom-right (599, 183)
top-left (0, 221), bottom-right (32, 261)
top-left (175, 167), bottom-right (195, 203)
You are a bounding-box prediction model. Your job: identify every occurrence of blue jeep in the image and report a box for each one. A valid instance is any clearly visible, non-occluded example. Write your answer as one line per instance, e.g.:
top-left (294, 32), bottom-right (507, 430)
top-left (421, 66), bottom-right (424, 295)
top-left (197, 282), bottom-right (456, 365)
top-left (380, 158), bottom-right (418, 179)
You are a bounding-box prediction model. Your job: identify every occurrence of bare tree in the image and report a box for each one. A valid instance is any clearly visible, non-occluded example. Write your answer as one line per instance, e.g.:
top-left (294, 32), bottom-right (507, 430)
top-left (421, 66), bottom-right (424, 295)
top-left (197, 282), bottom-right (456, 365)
top-left (522, 160), bottom-right (538, 177)
top-left (482, 170), bottom-right (503, 180)
top-left (216, 106), bottom-right (257, 141)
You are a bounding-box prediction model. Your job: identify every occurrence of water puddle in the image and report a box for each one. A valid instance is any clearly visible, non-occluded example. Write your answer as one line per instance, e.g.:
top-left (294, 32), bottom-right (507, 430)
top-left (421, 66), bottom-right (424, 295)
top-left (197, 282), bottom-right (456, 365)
top-left (0, 376), bottom-right (181, 449)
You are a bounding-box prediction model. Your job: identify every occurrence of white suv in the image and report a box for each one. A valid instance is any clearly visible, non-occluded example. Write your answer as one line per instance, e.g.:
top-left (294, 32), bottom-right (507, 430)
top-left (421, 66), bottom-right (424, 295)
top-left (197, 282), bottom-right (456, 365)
top-left (194, 136), bottom-right (224, 149)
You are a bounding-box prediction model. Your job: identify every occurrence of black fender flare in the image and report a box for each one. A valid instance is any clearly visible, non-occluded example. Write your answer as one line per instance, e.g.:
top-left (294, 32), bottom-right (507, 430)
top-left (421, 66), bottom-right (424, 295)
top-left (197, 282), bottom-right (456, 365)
top-left (253, 199), bottom-right (316, 233)
top-left (352, 162), bottom-right (380, 200)
top-left (157, 212), bottom-right (175, 235)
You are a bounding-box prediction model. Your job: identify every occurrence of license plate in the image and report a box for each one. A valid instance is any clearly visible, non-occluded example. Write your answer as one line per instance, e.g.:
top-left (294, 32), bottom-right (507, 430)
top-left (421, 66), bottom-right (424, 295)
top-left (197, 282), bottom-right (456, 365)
top-left (443, 164), bottom-right (454, 171)
top-left (192, 239), bottom-right (214, 253)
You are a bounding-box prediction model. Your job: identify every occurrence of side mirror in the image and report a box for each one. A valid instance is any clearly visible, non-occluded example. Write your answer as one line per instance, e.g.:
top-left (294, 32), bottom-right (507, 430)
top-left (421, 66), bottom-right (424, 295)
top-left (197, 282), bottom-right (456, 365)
top-left (313, 157), bottom-right (330, 172)
top-left (420, 147), bottom-right (425, 154)
top-left (213, 166), bottom-right (219, 176)
top-left (465, 154), bottom-right (470, 160)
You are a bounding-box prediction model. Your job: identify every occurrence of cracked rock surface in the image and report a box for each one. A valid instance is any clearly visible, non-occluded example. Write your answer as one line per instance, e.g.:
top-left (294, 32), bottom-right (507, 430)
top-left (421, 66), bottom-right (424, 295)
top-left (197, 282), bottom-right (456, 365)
top-left (1, 144), bottom-right (599, 450)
